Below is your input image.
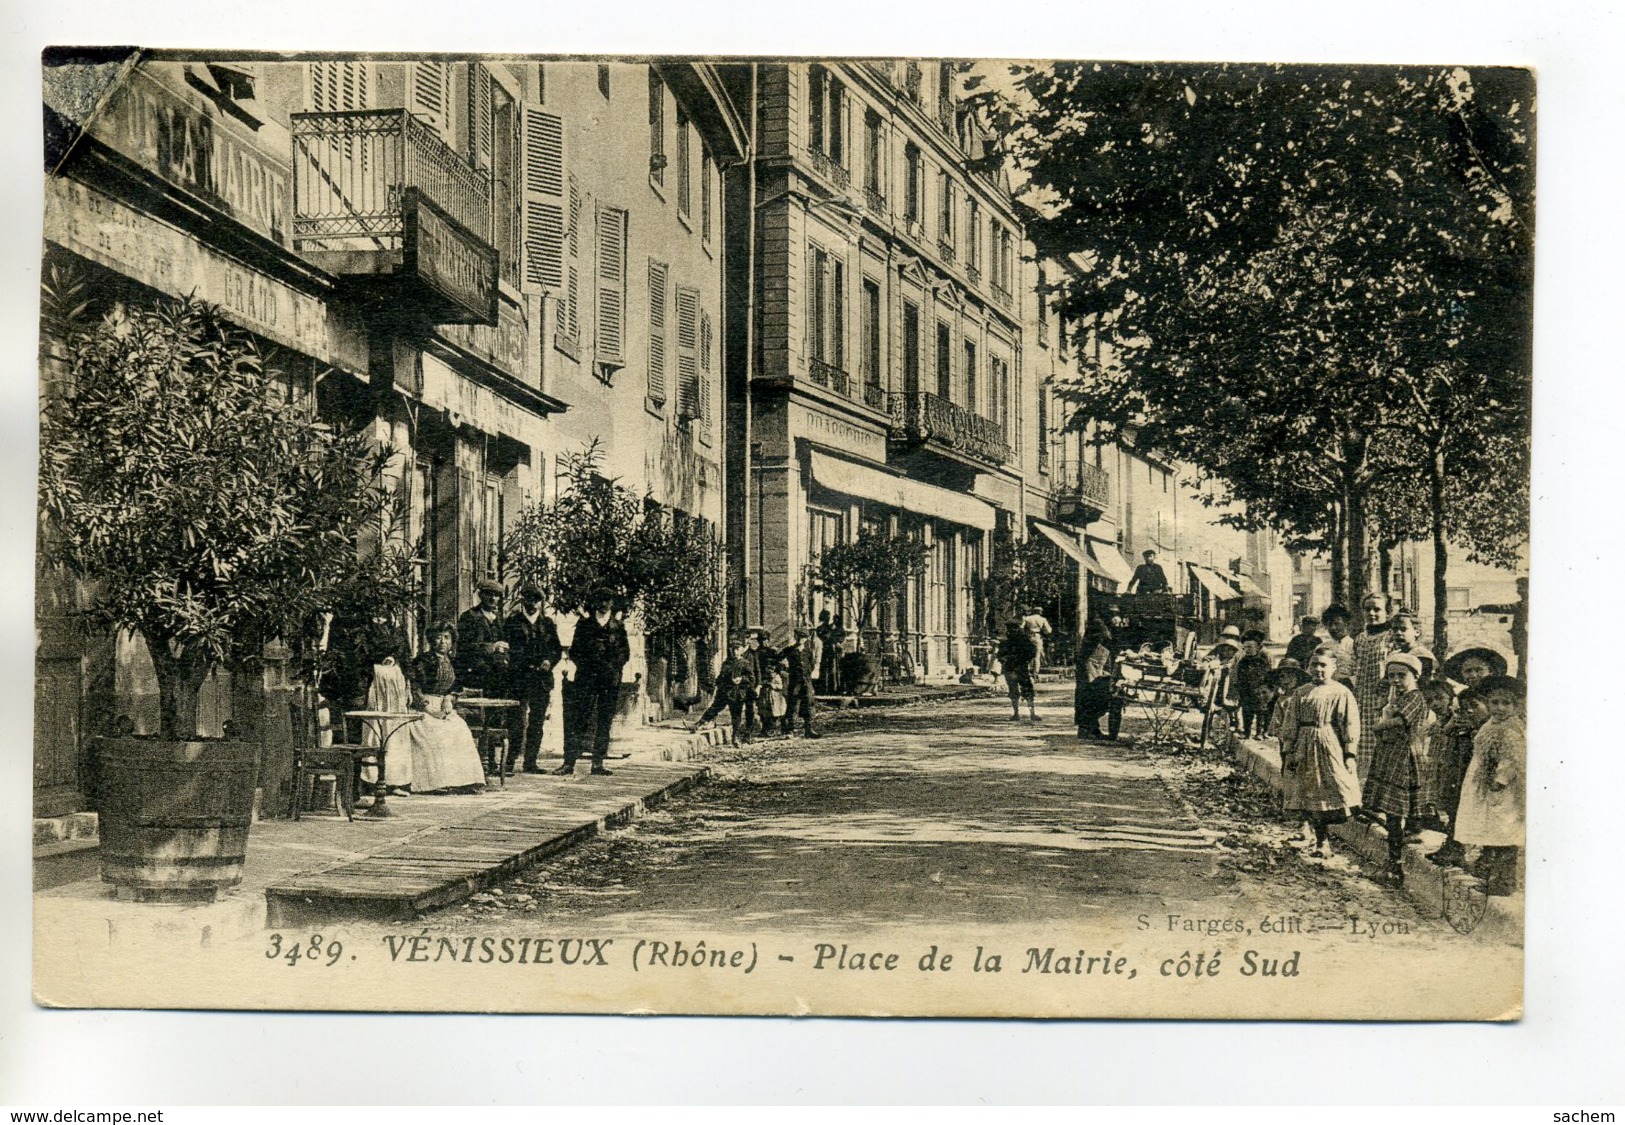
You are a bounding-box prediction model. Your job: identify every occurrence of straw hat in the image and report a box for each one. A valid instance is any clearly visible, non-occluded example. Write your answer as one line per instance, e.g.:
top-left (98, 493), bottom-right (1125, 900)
top-left (1441, 646), bottom-right (1510, 683)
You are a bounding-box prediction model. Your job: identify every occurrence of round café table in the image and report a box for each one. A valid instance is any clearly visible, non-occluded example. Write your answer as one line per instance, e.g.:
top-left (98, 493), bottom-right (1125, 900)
top-left (344, 710), bottom-right (424, 818)
top-left (454, 696), bottom-right (522, 786)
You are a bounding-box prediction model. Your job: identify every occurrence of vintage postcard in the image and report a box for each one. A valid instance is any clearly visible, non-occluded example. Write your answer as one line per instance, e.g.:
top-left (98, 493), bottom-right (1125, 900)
top-left (33, 50), bottom-right (1531, 1019)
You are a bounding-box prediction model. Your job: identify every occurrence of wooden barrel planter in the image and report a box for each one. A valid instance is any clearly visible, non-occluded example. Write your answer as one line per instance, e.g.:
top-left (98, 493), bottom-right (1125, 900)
top-left (96, 737), bottom-right (258, 903)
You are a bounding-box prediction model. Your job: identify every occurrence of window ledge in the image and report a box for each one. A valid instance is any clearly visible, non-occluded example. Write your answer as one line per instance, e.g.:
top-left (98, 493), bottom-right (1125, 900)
top-left (645, 393), bottom-right (667, 418)
top-left (554, 334), bottom-right (580, 363)
top-left (648, 176), bottom-right (667, 203)
top-left (677, 208), bottom-right (694, 234)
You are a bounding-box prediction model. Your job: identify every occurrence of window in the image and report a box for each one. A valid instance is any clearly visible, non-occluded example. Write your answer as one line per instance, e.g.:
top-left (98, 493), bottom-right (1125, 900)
top-left (807, 65), bottom-right (845, 163)
top-left (861, 278), bottom-right (882, 387)
top-left (991, 353), bottom-right (1010, 437)
top-left (410, 60), bottom-right (452, 136)
top-left (595, 204), bottom-right (629, 366)
top-left (647, 259), bottom-right (669, 405)
top-left (938, 171), bottom-right (955, 246)
top-left (676, 109), bottom-right (692, 217)
top-left (808, 246), bottom-right (846, 370)
top-left (968, 198), bottom-right (981, 271)
top-left (676, 285), bottom-right (700, 418)
top-left (902, 300), bottom-right (920, 395)
top-left (701, 151), bottom-right (714, 243)
top-left (864, 110), bottom-right (885, 196)
top-left (522, 105), bottom-right (567, 292)
top-left (935, 321), bottom-right (951, 398)
top-left (482, 476), bottom-right (504, 583)
top-left (308, 61), bottom-right (368, 112)
top-left (1036, 265), bottom-right (1049, 340)
top-left (1037, 384), bottom-right (1050, 472)
top-left (904, 143), bottom-right (922, 223)
top-left (963, 339), bottom-right (977, 414)
top-left (558, 178), bottom-right (581, 348)
top-left (648, 71), bottom-right (665, 186)
top-left (597, 65), bottom-right (611, 98)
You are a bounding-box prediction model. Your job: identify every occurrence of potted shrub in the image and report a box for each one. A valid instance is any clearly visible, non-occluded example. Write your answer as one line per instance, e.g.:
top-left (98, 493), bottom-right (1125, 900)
top-left (39, 289), bottom-right (396, 901)
top-left (811, 530), bottom-right (928, 694)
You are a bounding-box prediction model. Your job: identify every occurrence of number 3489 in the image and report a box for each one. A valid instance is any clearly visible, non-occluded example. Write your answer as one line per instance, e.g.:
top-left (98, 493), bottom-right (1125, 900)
top-left (265, 932), bottom-right (346, 966)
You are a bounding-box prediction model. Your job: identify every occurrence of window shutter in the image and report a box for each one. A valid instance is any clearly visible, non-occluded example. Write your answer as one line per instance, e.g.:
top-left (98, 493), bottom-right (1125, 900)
top-left (563, 178), bottom-right (581, 341)
top-left (595, 205), bottom-right (629, 363)
top-left (469, 64), bottom-right (493, 169)
top-left (411, 61), bottom-right (452, 135)
top-left (310, 61), bottom-right (367, 112)
top-left (699, 309), bottom-right (714, 442)
top-left (676, 285), bottom-right (699, 418)
top-left (647, 260), bottom-right (669, 403)
top-left (521, 105), bottom-right (567, 293)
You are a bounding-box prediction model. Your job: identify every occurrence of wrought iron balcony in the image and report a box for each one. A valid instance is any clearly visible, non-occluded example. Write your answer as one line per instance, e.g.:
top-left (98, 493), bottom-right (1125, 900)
top-left (860, 381), bottom-right (887, 410)
top-left (966, 262), bottom-right (981, 286)
top-left (937, 238), bottom-right (956, 264)
top-left (808, 357), bottom-right (851, 398)
top-left (1054, 460), bottom-right (1112, 522)
top-left (887, 391), bottom-right (1012, 467)
top-left (290, 109), bottom-right (498, 324)
top-left (990, 282), bottom-right (1014, 311)
top-left (808, 147), bottom-right (851, 191)
top-left (864, 186), bottom-right (887, 215)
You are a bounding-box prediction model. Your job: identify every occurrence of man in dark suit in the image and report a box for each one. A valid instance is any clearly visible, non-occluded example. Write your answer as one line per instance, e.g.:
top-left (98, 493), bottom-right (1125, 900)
top-left (1126, 550), bottom-right (1171, 594)
top-left (455, 579), bottom-right (509, 692)
top-left (779, 628), bottom-right (822, 739)
top-left (556, 589), bottom-right (631, 776)
top-left (506, 584), bottom-right (563, 774)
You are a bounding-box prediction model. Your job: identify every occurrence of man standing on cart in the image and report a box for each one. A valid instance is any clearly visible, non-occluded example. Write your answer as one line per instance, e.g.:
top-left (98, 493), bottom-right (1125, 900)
top-left (1126, 550), bottom-right (1171, 594)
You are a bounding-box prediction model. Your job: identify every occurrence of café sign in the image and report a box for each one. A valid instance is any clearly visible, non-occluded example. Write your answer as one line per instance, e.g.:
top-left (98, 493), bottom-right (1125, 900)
top-left (86, 66), bottom-right (291, 248)
top-left (404, 190), bottom-right (499, 327)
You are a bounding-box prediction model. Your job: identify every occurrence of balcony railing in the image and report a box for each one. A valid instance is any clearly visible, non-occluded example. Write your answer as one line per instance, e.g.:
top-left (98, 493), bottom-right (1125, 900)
top-left (809, 357), bottom-right (851, 398)
top-left (937, 238), bottom-right (956, 264)
top-left (291, 109), bottom-right (492, 251)
top-left (888, 391), bottom-right (1012, 467)
top-left (1055, 461), bottom-right (1112, 517)
top-left (990, 282), bottom-right (1013, 310)
top-left (902, 61), bottom-right (924, 104)
top-left (861, 380), bottom-right (887, 410)
top-left (936, 97), bottom-right (957, 134)
top-left (966, 262), bottom-right (981, 286)
top-left (808, 147), bottom-right (851, 191)
top-left (864, 186), bottom-right (887, 216)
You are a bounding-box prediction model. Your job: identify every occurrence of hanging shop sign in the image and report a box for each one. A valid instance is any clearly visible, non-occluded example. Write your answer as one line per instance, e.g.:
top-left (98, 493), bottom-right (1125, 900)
top-left (403, 190), bottom-right (500, 327)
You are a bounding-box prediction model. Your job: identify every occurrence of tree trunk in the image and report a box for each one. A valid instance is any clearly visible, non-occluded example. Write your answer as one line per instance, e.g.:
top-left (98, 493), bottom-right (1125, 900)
top-left (1330, 501), bottom-right (1348, 609)
top-left (150, 642), bottom-right (214, 740)
top-left (1430, 448), bottom-right (1450, 656)
top-left (1345, 483), bottom-right (1370, 613)
top-left (1379, 540), bottom-right (1396, 601)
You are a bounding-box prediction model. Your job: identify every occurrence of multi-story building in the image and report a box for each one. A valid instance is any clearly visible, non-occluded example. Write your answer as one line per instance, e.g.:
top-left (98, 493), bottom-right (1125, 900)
top-left (37, 54), bottom-right (742, 815)
top-left (720, 61), bottom-right (1029, 676)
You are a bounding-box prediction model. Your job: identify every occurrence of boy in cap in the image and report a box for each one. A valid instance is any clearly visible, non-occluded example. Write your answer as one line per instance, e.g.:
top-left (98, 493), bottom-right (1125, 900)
top-left (1285, 616), bottom-right (1323, 670)
top-left (691, 635), bottom-right (758, 743)
top-left (1234, 629), bottom-right (1275, 739)
top-left (455, 579), bottom-right (509, 693)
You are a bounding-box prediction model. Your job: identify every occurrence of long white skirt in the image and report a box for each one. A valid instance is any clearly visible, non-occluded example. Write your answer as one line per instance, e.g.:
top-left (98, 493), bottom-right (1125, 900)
top-left (359, 662), bottom-right (414, 788)
top-left (398, 695), bottom-right (487, 793)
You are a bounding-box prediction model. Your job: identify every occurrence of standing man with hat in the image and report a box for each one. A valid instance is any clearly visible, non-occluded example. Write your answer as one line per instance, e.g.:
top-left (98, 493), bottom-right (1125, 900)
top-left (779, 628), bottom-right (822, 738)
top-left (556, 589), bottom-right (630, 776)
top-left (456, 579), bottom-right (510, 694)
top-left (506, 584), bottom-right (562, 774)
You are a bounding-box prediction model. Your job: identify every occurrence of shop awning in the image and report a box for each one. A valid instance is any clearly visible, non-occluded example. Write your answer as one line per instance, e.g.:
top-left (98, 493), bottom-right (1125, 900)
top-left (1032, 521), bottom-right (1090, 568)
top-left (1189, 564), bottom-right (1242, 601)
top-left (1229, 570), bottom-right (1269, 599)
top-left (808, 450), bottom-right (997, 531)
top-left (1086, 538), bottom-right (1137, 587)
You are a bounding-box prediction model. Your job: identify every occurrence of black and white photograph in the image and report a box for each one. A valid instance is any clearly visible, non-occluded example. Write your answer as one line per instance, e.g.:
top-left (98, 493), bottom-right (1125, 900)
top-left (31, 46), bottom-right (1535, 1023)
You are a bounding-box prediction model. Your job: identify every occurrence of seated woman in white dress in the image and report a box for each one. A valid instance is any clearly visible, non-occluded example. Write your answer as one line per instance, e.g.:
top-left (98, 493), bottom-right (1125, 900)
top-left (399, 623), bottom-right (487, 794)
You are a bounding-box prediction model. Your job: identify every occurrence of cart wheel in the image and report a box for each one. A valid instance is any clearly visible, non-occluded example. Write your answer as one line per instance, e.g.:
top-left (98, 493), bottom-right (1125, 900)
top-left (1441, 873), bottom-right (1489, 935)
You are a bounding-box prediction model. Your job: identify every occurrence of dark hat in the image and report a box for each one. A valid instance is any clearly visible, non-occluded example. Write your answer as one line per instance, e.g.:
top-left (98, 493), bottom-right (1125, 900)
top-left (586, 587), bottom-right (615, 608)
top-left (428, 620), bottom-right (456, 639)
top-left (1271, 658), bottom-right (1309, 687)
top-left (1321, 603), bottom-right (1350, 623)
top-left (1441, 646), bottom-right (1510, 683)
top-left (1300, 615), bottom-right (1320, 627)
top-left (518, 583), bottom-right (544, 602)
top-left (1475, 674), bottom-right (1524, 701)
top-left (477, 579), bottom-right (505, 597)
top-left (1242, 629), bottom-right (1267, 644)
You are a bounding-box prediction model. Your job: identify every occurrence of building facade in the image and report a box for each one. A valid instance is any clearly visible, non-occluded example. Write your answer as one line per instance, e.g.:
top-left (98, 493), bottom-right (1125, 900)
top-left (721, 61), bottom-right (1029, 676)
top-left (37, 54), bottom-right (743, 815)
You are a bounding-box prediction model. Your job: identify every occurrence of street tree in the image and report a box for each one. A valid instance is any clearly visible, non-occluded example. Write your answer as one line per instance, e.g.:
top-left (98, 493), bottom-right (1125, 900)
top-left (973, 62), bottom-right (1532, 630)
top-left (38, 289), bottom-right (399, 740)
top-left (811, 530), bottom-right (929, 649)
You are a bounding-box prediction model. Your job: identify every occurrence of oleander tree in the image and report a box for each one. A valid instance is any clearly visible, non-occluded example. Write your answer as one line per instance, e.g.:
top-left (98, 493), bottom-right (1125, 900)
top-left (811, 530), bottom-right (929, 650)
top-left (39, 290), bottom-right (400, 739)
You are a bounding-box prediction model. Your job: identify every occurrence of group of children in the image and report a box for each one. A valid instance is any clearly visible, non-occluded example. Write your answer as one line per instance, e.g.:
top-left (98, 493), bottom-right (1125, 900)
top-left (1243, 610), bottom-right (1526, 896)
top-left (689, 628), bottom-right (823, 742)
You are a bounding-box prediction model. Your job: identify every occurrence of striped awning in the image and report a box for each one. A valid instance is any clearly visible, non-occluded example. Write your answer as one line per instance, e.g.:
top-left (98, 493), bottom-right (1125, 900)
top-left (1189, 564), bottom-right (1241, 601)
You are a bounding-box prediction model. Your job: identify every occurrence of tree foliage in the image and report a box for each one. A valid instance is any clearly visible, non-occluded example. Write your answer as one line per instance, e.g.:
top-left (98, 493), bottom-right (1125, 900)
top-left (975, 536), bottom-right (1070, 635)
top-left (505, 441), bottom-right (724, 645)
top-left (39, 293), bottom-right (400, 738)
top-left (811, 530), bottom-right (929, 641)
top-left (973, 62), bottom-right (1532, 622)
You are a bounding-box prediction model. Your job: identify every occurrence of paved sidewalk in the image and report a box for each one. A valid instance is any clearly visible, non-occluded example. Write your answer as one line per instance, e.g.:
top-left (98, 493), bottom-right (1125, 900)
top-left (34, 724), bottom-right (730, 960)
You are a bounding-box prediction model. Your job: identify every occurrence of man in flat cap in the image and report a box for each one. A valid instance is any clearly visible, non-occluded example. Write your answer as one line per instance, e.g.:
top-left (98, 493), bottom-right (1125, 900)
top-left (506, 584), bottom-right (562, 773)
top-left (455, 579), bottom-right (509, 694)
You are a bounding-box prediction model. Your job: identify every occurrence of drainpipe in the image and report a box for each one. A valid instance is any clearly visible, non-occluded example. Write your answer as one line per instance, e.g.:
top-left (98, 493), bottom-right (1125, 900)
top-left (745, 62), bottom-right (760, 628)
